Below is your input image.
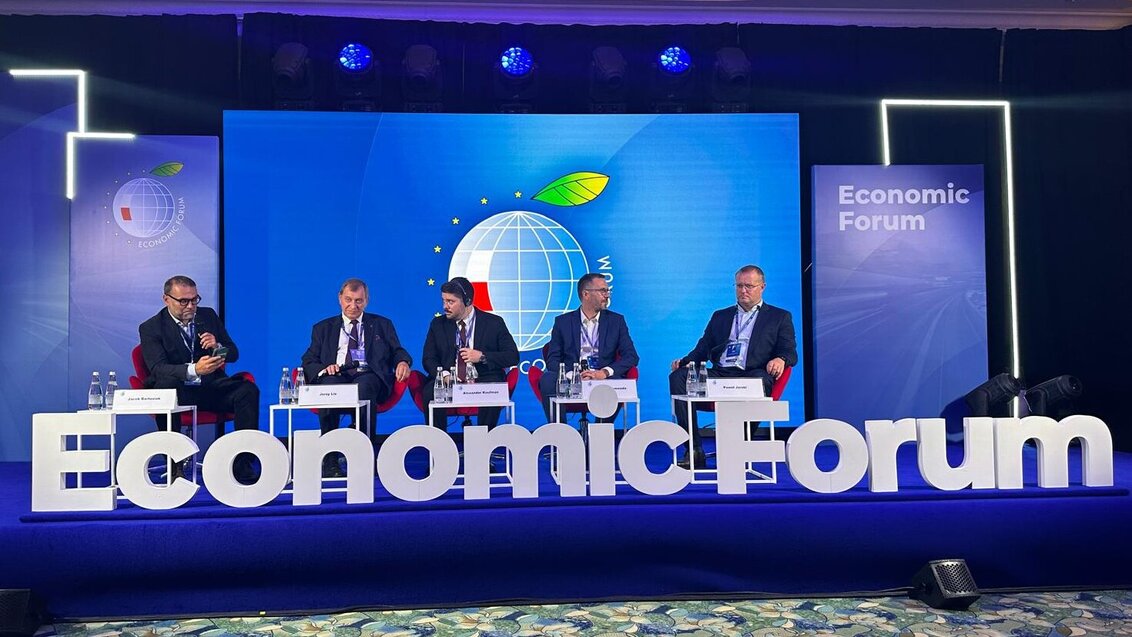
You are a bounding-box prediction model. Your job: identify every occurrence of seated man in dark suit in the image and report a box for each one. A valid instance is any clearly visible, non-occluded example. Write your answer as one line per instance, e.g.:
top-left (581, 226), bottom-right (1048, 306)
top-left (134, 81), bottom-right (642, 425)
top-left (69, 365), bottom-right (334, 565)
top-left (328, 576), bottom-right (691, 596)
top-left (421, 277), bottom-right (519, 429)
top-left (539, 273), bottom-right (639, 426)
top-left (139, 275), bottom-right (261, 483)
top-left (669, 265), bottom-right (797, 469)
top-left (301, 278), bottom-right (411, 477)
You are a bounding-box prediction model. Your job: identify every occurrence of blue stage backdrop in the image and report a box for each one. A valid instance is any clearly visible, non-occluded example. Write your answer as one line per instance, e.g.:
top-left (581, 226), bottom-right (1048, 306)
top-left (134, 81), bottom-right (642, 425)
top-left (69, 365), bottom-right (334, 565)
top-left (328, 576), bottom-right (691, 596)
top-left (70, 136), bottom-right (220, 411)
top-left (0, 74), bottom-right (75, 461)
top-left (225, 112), bottom-right (803, 431)
top-left (812, 165), bottom-right (987, 429)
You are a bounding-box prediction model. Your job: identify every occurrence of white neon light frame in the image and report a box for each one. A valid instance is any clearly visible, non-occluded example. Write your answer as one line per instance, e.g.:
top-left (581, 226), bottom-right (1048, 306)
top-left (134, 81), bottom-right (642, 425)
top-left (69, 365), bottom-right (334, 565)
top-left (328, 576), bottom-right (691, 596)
top-left (9, 68), bottom-right (135, 199)
top-left (880, 98), bottom-right (1019, 411)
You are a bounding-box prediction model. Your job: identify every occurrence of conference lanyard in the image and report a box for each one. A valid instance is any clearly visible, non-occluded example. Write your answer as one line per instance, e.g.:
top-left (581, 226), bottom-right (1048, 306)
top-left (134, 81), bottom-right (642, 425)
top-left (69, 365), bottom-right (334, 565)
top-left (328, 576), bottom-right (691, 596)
top-left (456, 313), bottom-right (476, 349)
top-left (580, 317), bottom-right (599, 353)
top-left (178, 321), bottom-right (195, 356)
top-left (341, 321), bottom-right (365, 348)
top-left (730, 306), bottom-right (759, 341)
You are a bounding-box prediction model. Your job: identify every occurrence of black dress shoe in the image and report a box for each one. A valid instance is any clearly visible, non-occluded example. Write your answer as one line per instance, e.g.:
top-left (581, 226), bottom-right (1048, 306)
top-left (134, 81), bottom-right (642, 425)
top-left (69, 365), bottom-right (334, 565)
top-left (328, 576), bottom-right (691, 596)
top-left (322, 457), bottom-right (345, 478)
top-left (170, 459), bottom-right (187, 481)
top-left (234, 456), bottom-right (259, 485)
top-left (676, 450), bottom-right (707, 470)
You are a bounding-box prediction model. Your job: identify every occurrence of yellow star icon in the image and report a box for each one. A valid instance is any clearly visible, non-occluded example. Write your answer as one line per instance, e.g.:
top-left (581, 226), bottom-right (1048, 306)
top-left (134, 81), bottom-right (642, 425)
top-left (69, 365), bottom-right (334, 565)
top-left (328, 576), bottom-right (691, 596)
top-left (514, 191), bottom-right (522, 198)
top-left (433, 245), bottom-right (442, 253)
top-left (427, 278), bottom-right (436, 286)
top-left (435, 312), bottom-right (443, 318)
top-left (451, 217), bottom-right (460, 225)
top-left (480, 197), bottom-right (488, 205)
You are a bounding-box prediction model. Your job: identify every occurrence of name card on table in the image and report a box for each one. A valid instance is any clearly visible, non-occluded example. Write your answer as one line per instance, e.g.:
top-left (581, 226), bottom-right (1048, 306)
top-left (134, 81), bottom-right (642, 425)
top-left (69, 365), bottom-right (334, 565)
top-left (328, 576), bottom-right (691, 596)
top-left (451, 382), bottom-right (509, 406)
top-left (582, 379), bottom-right (638, 401)
top-left (113, 389), bottom-right (178, 411)
top-left (706, 378), bottom-right (767, 399)
top-left (298, 384), bottom-right (359, 406)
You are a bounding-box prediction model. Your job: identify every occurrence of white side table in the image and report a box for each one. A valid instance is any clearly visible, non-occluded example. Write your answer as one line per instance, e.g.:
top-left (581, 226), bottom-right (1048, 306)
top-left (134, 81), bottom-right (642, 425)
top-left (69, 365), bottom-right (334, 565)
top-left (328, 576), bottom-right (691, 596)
top-left (670, 395), bottom-right (789, 484)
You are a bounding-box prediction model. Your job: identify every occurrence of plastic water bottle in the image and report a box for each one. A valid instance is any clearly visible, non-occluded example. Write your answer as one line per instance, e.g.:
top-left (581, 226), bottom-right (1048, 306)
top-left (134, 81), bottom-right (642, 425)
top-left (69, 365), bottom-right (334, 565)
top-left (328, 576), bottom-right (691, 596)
top-left (105, 371), bottom-right (118, 409)
top-left (87, 371), bottom-right (104, 411)
top-left (434, 367), bottom-right (446, 403)
top-left (556, 362), bottom-right (569, 398)
top-left (685, 361), bottom-right (698, 397)
top-left (466, 362), bottom-right (478, 383)
top-left (570, 362), bottom-right (582, 398)
top-left (279, 367), bottom-right (294, 405)
top-left (698, 361), bottom-right (708, 396)
top-left (294, 367), bottom-right (306, 403)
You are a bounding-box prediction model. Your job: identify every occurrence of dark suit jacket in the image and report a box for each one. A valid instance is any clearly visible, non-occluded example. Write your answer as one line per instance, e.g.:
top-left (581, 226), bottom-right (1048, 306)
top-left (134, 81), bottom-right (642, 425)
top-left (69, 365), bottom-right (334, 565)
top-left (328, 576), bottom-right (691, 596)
top-left (679, 303), bottom-right (797, 372)
top-left (542, 309), bottom-right (639, 387)
top-left (422, 310), bottom-right (519, 383)
top-left (139, 306), bottom-right (237, 388)
top-left (301, 313), bottom-right (412, 392)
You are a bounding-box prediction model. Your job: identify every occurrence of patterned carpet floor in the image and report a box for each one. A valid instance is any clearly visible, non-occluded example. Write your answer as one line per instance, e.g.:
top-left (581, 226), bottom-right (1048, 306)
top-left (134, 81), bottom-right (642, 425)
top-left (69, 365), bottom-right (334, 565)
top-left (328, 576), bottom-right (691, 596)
top-left (42, 590), bottom-right (1132, 636)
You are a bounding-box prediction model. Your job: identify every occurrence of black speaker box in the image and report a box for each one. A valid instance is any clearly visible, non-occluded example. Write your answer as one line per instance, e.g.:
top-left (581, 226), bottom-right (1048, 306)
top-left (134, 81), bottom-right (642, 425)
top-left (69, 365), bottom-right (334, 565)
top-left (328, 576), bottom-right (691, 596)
top-left (0, 589), bottom-right (48, 637)
top-left (909, 559), bottom-right (981, 611)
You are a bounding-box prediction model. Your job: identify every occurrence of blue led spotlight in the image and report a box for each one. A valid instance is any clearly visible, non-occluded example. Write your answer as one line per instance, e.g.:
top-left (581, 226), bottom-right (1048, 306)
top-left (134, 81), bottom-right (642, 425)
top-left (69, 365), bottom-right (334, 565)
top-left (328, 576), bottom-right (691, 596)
top-left (499, 46), bottom-right (534, 78)
top-left (338, 43), bottom-right (374, 73)
top-left (657, 46), bottom-right (691, 74)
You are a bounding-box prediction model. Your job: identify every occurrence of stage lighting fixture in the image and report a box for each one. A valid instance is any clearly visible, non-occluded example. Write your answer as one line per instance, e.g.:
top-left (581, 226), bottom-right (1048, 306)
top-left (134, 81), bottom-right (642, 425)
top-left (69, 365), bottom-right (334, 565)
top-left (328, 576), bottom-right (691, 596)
top-left (499, 46), bottom-right (534, 78)
top-left (710, 46), bottom-right (752, 113)
top-left (650, 45), bottom-right (695, 113)
top-left (334, 42), bottom-right (381, 111)
top-left (589, 46), bottom-right (628, 114)
top-left (401, 44), bottom-right (443, 112)
top-left (1024, 375), bottom-right (1083, 417)
top-left (657, 46), bottom-right (691, 75)
top-left (338, 43), bottom-right (374, 73)
top-left (963, 372), bottom-right (1021, 417)
top-left (494, 46), bottom-right (538, 113)
top-left (272, 42), bottom-right (314, 109)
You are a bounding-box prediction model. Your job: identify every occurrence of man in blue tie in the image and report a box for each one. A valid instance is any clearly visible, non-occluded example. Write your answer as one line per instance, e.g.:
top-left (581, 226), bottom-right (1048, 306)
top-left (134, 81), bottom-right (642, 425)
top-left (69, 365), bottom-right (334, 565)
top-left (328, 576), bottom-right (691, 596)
top-left (302, 278), bottom-right (411, 477)
top-left (669, 265), bottom-right (797, 469)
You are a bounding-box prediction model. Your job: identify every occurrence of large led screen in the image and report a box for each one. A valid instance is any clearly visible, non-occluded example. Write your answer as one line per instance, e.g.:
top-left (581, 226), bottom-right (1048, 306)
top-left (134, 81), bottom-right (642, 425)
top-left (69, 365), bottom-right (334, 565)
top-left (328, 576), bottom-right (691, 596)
top-left (224, 112), bottom-right (803, 431)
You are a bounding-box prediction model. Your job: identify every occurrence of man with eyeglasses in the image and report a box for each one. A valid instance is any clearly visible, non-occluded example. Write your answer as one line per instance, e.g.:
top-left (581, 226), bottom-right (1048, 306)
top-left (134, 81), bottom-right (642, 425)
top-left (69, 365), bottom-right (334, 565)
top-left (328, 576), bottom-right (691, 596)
top-left (139, 275), bottom-right (261, 483)
top-left (540, 273), bottom-right (639, 425)
top-left (668, 265), bottom-right (797, 469)
top-left (302, 278), bottom-right (412, 477)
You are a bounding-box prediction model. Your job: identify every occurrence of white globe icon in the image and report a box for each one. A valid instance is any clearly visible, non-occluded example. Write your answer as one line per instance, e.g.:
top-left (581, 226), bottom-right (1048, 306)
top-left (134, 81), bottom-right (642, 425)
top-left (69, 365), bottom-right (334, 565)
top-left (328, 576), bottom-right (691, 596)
top-left (112, 177), bottom-right (177, 238)
top-left (450, 210), bottom-right (588, 351)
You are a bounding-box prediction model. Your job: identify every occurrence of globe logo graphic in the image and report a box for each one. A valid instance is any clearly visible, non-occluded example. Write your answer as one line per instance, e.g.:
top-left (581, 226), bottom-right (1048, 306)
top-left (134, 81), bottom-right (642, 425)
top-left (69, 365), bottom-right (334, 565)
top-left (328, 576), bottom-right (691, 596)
top-left (111, 177), bottom-right (177, 238)
top-left (449, 211), bottom-right (588, 351)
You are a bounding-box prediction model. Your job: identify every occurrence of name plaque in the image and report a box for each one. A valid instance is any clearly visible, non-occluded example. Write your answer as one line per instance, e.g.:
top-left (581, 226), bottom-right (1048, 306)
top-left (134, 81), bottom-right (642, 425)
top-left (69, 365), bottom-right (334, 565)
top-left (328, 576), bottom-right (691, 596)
top-left (706, 378), bottom-right (767, 399)
top-left (298, 384), bottom-right (359, 406)
top-left (113, 389), bottom-right (177, 411)
top-left (581, 379), bottom-right (638, 401)
top-left (451, 382), bottom-right (509, 405)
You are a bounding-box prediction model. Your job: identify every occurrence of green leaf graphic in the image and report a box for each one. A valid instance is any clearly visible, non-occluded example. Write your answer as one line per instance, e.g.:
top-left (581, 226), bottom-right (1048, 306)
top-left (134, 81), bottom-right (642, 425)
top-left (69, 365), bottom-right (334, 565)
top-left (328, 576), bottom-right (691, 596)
top-left (531, 171), bottom-right (609, 206)
top-left (150, 161), bottom-right (184, 177)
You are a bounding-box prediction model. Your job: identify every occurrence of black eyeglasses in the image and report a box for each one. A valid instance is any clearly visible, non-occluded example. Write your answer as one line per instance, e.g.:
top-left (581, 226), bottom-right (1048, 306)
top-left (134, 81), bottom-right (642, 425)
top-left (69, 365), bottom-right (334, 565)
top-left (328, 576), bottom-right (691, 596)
top-left (584, 288), bottom-right (611, 295)
top-left (166, 294), bottom-right (202, 307)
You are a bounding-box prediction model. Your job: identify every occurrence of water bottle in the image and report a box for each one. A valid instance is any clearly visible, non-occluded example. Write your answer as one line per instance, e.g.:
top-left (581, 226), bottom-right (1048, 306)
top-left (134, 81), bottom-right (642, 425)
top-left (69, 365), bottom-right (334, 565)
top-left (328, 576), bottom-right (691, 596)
top-left (294, 367), bottom-right (306, 403)
top-left (685, 361), bottom-right (697, 397)
top-left (87, 371), bottom-right (104, 411)
top-left (466, 362), bottom-right (478, 383)
top-left (449, 365), bottom-right (458, 385)
top-left (556, 362), bottom-right (569, 397)
top-left (570, 362), bottom-right (582, 398)
top-left (698, 361), bottom-right (708, 397)
top-left (434, 367), bottom-right (446, 403)
top-left (279, 367), bottom-right (294, 405)
top-left (105, 371), bottom-right (118, 409)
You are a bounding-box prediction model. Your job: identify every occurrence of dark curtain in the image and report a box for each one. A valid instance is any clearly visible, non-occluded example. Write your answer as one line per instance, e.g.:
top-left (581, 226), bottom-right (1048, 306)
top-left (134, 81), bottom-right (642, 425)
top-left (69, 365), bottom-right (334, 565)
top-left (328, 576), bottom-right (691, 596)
top-left (1003, 26), bottom-right (1132, 449)
top-left (0, 14), bottom-right (238, 134)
